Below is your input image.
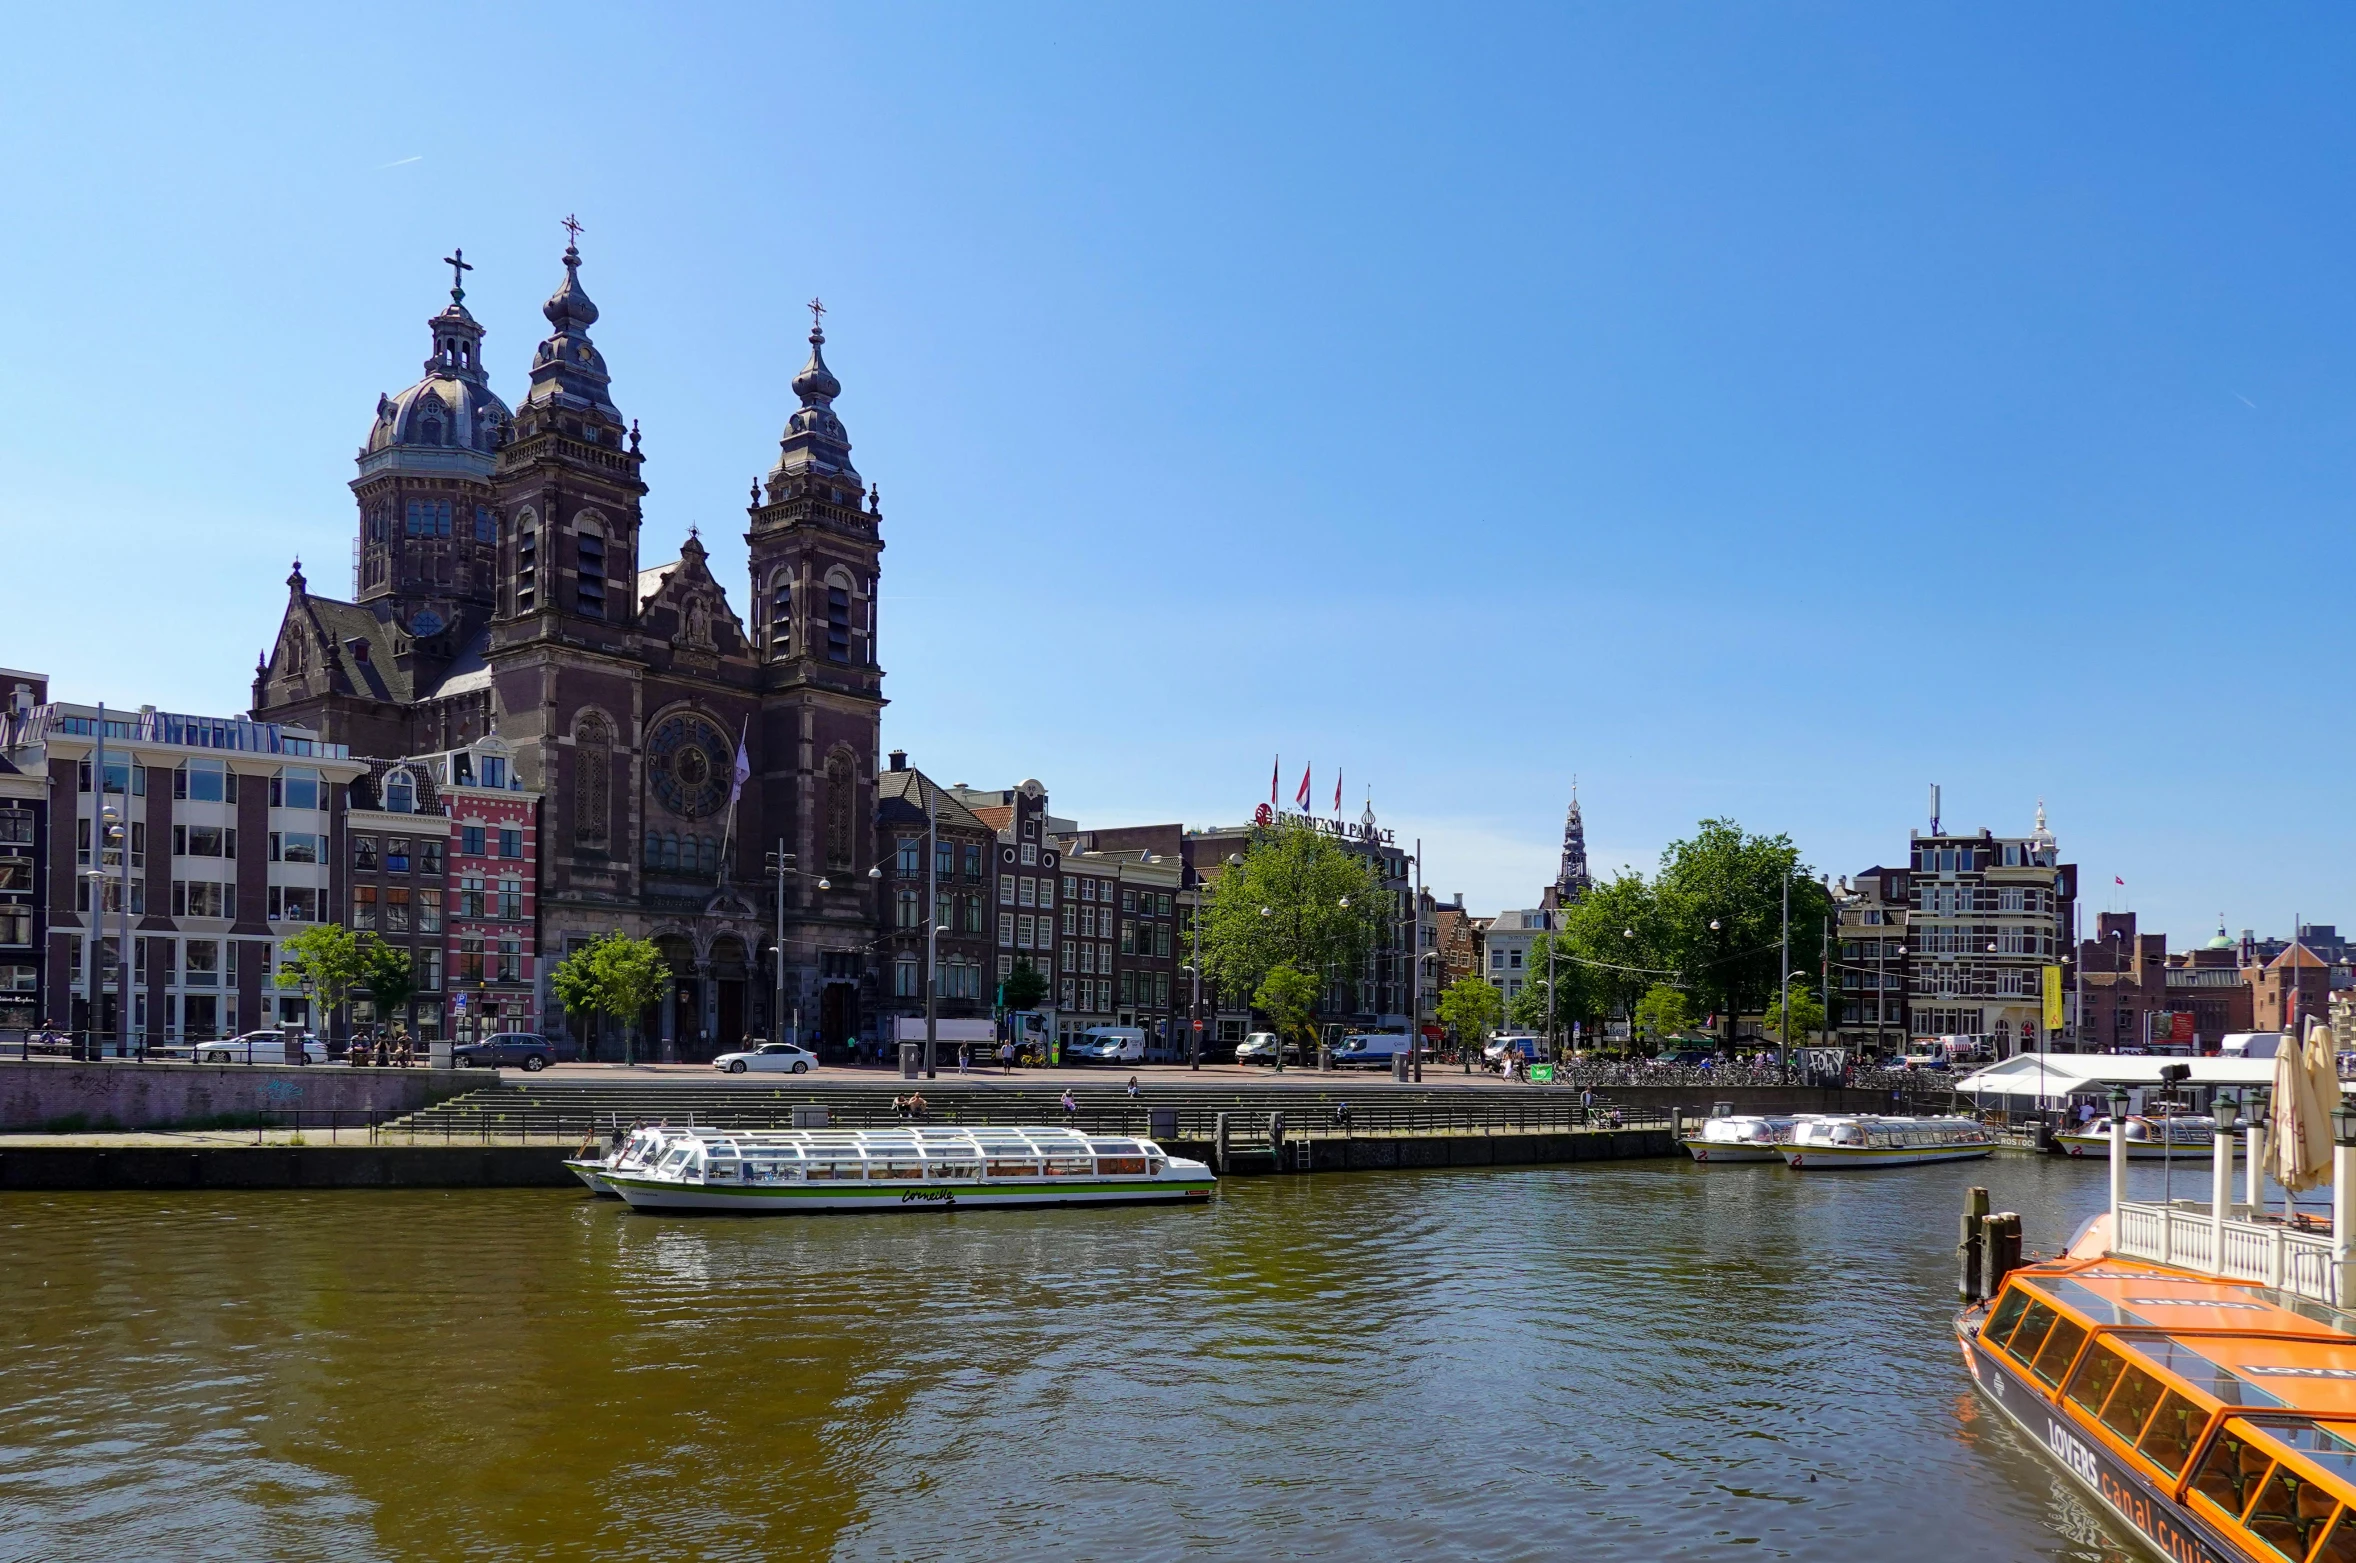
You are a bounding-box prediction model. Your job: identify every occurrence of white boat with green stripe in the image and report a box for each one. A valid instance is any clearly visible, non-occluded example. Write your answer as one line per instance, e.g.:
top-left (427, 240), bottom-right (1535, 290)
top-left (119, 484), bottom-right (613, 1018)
top-left (1780, 1114), bottom-right (1996, 1169)
top-left (603, 1125), bottom-right (1218, 1214)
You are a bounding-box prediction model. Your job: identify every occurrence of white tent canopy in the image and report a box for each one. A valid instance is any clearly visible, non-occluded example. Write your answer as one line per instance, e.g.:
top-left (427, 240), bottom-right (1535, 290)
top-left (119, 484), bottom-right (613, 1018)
top-left (1952, 1053), bottom-right (2276, 1104)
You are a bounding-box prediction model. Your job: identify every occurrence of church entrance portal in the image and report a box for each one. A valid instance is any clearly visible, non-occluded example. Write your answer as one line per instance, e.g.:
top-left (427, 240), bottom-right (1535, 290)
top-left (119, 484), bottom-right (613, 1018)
top-left (820, 982), bottom-right (858, 1062)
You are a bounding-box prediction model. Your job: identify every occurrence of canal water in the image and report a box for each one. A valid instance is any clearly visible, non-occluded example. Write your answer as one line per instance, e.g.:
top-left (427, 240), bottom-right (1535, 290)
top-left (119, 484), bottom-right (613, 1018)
top-left (0, 1154), bottom-right (2235, 1561)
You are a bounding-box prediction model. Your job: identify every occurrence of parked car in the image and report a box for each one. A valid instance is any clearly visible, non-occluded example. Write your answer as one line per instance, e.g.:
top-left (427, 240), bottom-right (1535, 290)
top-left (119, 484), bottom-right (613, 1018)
top-left (1067, 1027), bottom-right (1147, 1065)
top-left (714, 1041), bottom-right (818, 1075)
top-left (198, 1031), bottom-right (328, 1065)
top-left (1234, 1032), bottom-right (1301, 1066)
top-left (451, 1032), bottom-right (557, 1071)
top-left (1333, 1033), bottom-right (1415, 1069)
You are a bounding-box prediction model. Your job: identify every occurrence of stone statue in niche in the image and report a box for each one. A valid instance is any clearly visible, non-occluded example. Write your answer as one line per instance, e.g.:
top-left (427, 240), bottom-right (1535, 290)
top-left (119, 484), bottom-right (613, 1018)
top-left (683, 594), bottom-right (714, 650)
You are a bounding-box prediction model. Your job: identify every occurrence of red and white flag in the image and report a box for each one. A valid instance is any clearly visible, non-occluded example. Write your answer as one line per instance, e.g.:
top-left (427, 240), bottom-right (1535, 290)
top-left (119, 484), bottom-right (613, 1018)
top-left (1295, 763), bottom-right (1312, 809)
top-left (1270, 755), bottom-right (1280, 809)
top-left (1333, 768), bottom-right (1343, 814)
top-left (2115, 876), bottom-right (2125, 886)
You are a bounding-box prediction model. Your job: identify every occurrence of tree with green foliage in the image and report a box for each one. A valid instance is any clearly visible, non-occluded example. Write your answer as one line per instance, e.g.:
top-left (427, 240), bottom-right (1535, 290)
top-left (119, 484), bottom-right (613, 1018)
top-left (1509, 939), bottom-right (1600, 1040)
top-left (1757, 984), bottom-right (1827, 1046)
top-left (1000, 959), bottom-right (1048, 1013)
top-left (550, 931), bottom-right (671, 1065)
top-left (1555, 871), bottom-right (1666, 1043)
top-left (1632, 984), bottom-right (1692, 1051)
top-left (274, 922), bottom-right (369, 1041)
top-left (356, 935), bottom-right (419, 1036)
top-left (1199, 822), bottom-right (1392, 1015)
top-left (1252, 963), bottom-right (1321, 1062)
top-left (1436, 975), bottom-right (1503, 1058)
top-left (1651, 819), bottom-right (1830, 1050)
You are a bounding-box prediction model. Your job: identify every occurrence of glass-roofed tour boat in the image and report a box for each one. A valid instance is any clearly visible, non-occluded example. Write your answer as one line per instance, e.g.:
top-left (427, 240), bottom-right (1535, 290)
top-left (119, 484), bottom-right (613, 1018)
top-left (1780, 1114), bottom-right (1996, 1168)
top-left (1680, 1112), bottom-right (1804, 1162)
top-left (600, 1125), bottom-right (1218, 1214)
top-left (565, 1122), bottom-right (705, 1197)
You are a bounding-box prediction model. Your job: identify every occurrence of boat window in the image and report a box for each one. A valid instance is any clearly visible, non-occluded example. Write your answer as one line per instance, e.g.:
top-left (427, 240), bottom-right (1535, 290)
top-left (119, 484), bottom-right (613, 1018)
top-left (1088, 1141), bottom-right (1142, 1156)
top-left (2145, 1338), bottom-right (2286, 1408)
top-left (1098, 1156), bottom-right (1149, 1175)
top-left (2268, 1422), bottom-right (2356, 1486)
top-left (2031, 1317), bottom-right (2090, 1388)
top-left (659, 1146), bottom-right (694, 1171)
top-left (2193, 1426), bottom-right (2275, 1522)
top-left (2248, 1461), bottom-right (2340, 1561)
top-left (2007, 1303), bottom-right (2061, 1363)
top-left (707, 1158), bottom-right (739, 1181)
top-left (1983, 1288), bottom-right (2033, 1346)
top-left (986, 1159), bottom-right (1041, 1178)
top-left (930, 1161), bottom-right (980, 1180)
top-left (2100, 1366), bottom-right (2167, 1443)
top-left (805, 1161), bottom-right (865, 1181)
top-left (1043, 1156), bottom-right (1093, 1177)
top-left (870, 1161), bottom-right (923, 1181)
top-left (2067, 1344), bottom-right (2129, 1413)
top-left (2312, 1509), bottom-right (2356, 1563)
top-left (2137, 1392), bottom-right (2205, 1477)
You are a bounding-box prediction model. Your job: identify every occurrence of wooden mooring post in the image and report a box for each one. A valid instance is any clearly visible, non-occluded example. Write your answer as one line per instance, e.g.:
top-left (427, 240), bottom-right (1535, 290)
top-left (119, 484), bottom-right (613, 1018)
top-left (1215, 1112), bottom-right (1230, 1174)
top-left (1983, 1211), bottom-right (2023, 1297)
top-left (1958, 1185), bottom-right (1990, 1301)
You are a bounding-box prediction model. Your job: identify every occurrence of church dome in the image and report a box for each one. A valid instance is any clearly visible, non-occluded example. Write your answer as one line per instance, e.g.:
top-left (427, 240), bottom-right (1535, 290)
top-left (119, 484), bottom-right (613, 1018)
top-left (361, 283), bottom-right (512, 475)
top-left (2207, 926), bottom-right (2235, 952)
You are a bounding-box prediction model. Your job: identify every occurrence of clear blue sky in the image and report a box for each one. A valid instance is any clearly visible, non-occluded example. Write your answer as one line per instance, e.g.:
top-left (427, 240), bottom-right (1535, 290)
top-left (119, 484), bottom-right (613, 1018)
top-left (3, 5), bottom-right (2350, 943)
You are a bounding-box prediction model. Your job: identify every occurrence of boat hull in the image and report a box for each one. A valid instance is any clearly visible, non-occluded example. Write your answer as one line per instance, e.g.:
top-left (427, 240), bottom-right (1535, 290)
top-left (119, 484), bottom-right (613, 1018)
top-left (2054, 1134), bottom-right (2235, 1161)
top-left (1679, 1139), bottom-right (1783, 1163)
top-left (563, 1158), bottom-right (616, 1195)
top-left (606, 1175), bottom-right (1218, 1214)
top-left (1954, 1312), bottom-right (2241, 1562)
top-left (1782, 1144), bottom-right (1992, 1168)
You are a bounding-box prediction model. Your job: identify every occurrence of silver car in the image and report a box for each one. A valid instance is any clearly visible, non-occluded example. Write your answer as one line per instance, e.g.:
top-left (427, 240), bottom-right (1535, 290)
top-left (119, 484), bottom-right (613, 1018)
top-left (198, 1031), bottom-right (328, 1065)
top-left (713, 1042), bottom-right (818, 1075)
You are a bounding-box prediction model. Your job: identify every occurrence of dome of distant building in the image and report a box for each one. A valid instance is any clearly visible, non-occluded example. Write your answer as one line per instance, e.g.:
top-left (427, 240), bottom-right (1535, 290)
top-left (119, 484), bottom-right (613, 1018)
top-left (2207, 926), bottom-right (2235, 951)
top-left (360, 287), bottom-right (511, 475)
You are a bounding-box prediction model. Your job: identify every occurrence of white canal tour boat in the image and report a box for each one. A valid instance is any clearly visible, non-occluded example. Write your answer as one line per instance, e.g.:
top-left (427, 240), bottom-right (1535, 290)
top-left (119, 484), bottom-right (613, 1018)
top-left (600, 1125), bottom-right (1219, 1214)
top-left (1679, 1114), bottom-right (1801, 1163)
top-left (1781, 1114), bottom-right (1996, 1169)
top-left (564, 1123), bottom-right (706, 1196)
top-left (2054, 1114), bottom-right (2238, 1161)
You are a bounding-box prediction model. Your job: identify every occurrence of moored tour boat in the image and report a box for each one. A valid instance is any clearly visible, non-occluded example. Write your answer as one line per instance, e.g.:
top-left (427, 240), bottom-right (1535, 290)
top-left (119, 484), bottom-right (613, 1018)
top-left (603, 1124), bottom-right (1217, 1214)
top-left (1781, 1114), bottom-right (1995, 1168)
top-left (1958, 1249), bottom-right (2356, 1563)
top-left (1680, 1114), bottom-right (1799, 1163)
top-left (564, 1123), bottom-right (701, 1196)
top-left (2057, 1114), bottom-right (2239, 1161)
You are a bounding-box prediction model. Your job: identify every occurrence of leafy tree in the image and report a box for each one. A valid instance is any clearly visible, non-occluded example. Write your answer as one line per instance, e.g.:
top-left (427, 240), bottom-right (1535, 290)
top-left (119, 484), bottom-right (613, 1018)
top-left (1632, 984), bottom-right (1692, 1050)
top-left (551, 932), bottom-right (670, 1066)
top-left (1757, 984), bottom-right (1827, 1045)
top-left (1199, 823), bottom-right (1392, 1012)
top-left (356, 935), bottom-right (419, 1035)
top-left (1252, 963), bottom-right (1321, 1061)
top-left (1509, 933), bottom-right (1603, 1040)
top-left (274, 922), bottom-right (368, 1040)
top-left (1555, 872), bottom-right (1665, 1039)
top-left (1652, 819), bottom-right (1831, 1049)
top-left (1436, 975), bottom-right (1503, 1055)
top-left (1000, 959), bottom-right (1048, 1012)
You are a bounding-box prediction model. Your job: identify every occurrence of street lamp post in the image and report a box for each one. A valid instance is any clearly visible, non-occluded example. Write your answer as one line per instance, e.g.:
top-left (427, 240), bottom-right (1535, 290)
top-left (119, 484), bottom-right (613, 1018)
top-left (768, 841), bottom-right (792, 1049)
top-left (1187, 883), bottom-right (1203, 1070)
top-left (1411, 837), bottom-right (1425, 1083)
top-left (923, 778), bottom-right (938, 1081)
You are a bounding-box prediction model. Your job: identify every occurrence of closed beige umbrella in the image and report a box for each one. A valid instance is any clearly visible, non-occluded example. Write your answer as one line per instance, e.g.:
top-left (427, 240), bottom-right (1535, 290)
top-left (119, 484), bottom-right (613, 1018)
top-left (2271, 1019), bottom-right (2341, 1199)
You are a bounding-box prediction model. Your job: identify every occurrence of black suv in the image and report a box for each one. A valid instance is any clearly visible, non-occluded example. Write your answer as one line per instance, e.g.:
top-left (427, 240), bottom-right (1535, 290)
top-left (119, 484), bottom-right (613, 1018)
top-left (452, 1032), bottom-right (560, 1071)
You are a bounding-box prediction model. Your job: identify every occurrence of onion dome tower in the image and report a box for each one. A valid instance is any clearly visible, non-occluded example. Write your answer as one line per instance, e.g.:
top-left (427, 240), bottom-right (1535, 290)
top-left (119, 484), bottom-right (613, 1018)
top-left (352, 251), bottom-right (512, 625)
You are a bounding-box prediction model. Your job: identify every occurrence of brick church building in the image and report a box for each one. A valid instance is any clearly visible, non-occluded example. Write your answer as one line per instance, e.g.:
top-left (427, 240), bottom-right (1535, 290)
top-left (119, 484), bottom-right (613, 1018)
top-left (251, 242), bottom-right (888, 1055)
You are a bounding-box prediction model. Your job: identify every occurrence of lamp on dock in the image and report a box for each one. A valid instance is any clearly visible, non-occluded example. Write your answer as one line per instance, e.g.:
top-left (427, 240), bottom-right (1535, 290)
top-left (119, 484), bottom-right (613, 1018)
top-left (2108, 1085), bottom-right (2130, 1252)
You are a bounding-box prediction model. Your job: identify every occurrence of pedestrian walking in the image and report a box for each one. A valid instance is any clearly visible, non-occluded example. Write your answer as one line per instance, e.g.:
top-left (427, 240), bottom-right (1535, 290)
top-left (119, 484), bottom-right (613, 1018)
top-left (958, 1044), bottom-right (970, 1075)
top-left (1061, 1088), bottom-right (1078, 1122)
top-left (999, 1040), bottom-right (1014, 1073)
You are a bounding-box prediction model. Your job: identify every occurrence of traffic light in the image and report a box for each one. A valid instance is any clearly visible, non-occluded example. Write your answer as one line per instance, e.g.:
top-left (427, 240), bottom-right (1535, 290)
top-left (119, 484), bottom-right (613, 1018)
top-left (765, 850), bottom-right (796, 876)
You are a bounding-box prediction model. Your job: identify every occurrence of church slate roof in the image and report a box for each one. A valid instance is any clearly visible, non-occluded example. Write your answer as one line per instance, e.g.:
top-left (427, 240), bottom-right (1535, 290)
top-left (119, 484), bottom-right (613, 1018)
top-left (878, 769), bottom-right (993, 834)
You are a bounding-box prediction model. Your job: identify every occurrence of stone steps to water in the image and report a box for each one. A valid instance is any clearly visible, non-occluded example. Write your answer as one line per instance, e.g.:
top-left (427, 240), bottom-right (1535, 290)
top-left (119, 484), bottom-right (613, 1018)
top-left (391, 1074), bottom-right (1662, 1141)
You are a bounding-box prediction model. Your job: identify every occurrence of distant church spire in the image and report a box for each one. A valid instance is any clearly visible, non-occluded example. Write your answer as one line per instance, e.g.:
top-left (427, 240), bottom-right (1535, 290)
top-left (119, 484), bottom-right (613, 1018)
top-left (1545, 778), bottom-right (1591, 911)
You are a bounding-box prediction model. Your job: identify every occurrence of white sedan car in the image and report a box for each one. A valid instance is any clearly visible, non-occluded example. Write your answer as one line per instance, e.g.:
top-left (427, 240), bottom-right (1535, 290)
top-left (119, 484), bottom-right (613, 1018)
top-left (714, 1042), bottom-right (818, 1075)
top-left (198, 1031), bottom-right (329, 1065)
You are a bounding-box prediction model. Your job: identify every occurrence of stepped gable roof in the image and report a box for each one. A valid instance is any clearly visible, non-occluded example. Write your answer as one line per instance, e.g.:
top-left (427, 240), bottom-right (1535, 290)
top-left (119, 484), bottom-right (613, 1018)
top-left (877, 770), bottom-right (993, 834)
top-left (635, 531), bottom-right (748, 658)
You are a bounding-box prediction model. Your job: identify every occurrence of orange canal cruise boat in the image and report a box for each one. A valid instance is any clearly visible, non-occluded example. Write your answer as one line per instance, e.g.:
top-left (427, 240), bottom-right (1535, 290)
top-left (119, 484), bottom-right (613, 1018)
top-left (1959, 1238), bottom-right (2356, 1563)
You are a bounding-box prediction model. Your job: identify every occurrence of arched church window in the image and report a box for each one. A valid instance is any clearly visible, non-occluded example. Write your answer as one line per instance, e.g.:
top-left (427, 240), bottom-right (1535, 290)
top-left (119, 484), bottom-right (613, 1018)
top-left (825, 750), bottom-right (855, 869)
top-left (769, 572), bottom-right (792, 659)
top-left (573, 713), bottom-right (611, 851)
top-left (575, 515), bottom-right (608, 620)
top-left (644, 830), bottom-right (661, 869)
top-left (474, 507), bottom-right (495, 544)
top-left (661, 833), bottom-right (680, 871)
top-left (824, 567), bottom-right (853, 666)
top-left (699, 837), bottom-right (719, 875)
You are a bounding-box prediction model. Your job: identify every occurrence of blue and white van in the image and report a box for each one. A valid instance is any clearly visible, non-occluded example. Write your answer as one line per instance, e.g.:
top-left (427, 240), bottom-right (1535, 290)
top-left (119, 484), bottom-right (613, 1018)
top-left (1331, 1033), bottom-right (1414, 1069)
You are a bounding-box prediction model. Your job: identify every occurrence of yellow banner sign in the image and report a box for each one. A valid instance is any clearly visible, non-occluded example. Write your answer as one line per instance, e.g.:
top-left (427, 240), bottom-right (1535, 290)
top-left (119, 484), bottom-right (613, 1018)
top-left (2043, 965), bottom-right (2065, 1033)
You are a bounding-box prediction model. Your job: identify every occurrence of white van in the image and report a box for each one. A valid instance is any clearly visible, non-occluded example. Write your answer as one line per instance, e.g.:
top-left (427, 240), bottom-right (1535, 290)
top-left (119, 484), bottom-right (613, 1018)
top-left (2221, 1032), bottom-right (2286, 1059)
top-left (1332, 1033), bottom-right (1414, 1069)
top-left (1068, 1026), bottom-right (1146, 1065)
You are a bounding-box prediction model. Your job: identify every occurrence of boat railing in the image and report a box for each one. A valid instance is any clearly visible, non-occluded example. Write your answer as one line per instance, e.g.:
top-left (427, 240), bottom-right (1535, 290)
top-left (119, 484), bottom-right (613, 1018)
top-left (2112, 1197), bottom-right (2340, 1303)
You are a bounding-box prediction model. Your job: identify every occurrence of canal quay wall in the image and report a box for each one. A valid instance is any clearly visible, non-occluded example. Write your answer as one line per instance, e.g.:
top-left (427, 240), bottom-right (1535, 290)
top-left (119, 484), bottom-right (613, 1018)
top-left (0, 1059), bottom-right (475, 1132)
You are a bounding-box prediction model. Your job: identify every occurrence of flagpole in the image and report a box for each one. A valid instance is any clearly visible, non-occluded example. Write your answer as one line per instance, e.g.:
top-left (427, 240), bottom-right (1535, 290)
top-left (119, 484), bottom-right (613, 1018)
top-left (718, 718), bottom-right (751, 889)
